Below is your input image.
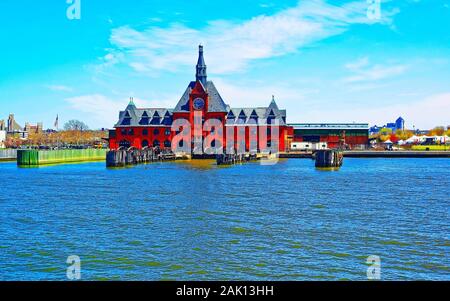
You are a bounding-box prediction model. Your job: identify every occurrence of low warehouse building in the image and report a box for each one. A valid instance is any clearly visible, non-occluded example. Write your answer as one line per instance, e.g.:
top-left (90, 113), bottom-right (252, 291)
top-left (289, 123), bottom-right (369, 150)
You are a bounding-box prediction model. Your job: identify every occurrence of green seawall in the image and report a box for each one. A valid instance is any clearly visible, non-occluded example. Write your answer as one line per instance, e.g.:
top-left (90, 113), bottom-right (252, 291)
top-left (17, 149), bottom-right (107, 166)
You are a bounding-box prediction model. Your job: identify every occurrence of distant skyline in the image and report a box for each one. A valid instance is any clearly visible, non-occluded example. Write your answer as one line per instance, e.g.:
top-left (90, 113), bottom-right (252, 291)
top-left (0, 0), bottom-right (449, 129)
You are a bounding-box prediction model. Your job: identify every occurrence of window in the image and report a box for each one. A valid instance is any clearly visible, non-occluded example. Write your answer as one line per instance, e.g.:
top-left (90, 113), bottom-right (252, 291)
top-left (141, 140), bottom-right (149, 148)
top-left (153, 129), bottom-right (160, 135)
top-left (164, 140), bottom-right (171, 148)
top-left (153, 140), bottom-right (160, 147)
top-left (121, 129), bottom-right (127, 136)
top-left (165, 129), bottom-right (171, 136)
top-left (128, 129), bottom-right (134, 135)
top-left (142, 129), bottom-right (148, 135)
top-left (179, 140), bottom-right (184, 147)
top-left (119, 140), bottom-right (131, 148)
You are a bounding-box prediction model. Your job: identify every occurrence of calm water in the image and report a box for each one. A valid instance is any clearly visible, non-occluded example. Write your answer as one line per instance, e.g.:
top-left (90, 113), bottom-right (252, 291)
top-left (0, 158), bottom-right (448, 280)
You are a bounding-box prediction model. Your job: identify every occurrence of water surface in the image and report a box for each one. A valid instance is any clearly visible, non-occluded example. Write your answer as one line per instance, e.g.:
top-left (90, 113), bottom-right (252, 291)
top-left (0, 158), bottom-right (448, 280)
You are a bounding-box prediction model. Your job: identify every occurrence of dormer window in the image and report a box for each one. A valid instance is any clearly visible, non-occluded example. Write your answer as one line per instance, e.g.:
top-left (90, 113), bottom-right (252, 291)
top-left (140, 111), bottom-right (149, 125)
top-left (121, 118), bottom-right (131, 125)
top-left (249, 110), bottom-right (258, 123)
top-left (151, 111), bottom-right (161, 125)
top-left (267, 109), bottom-right (276, 125)
top-left (122, 111), bottom-right (132, 125)
top-left (238, 110), bottom-right (246, 124)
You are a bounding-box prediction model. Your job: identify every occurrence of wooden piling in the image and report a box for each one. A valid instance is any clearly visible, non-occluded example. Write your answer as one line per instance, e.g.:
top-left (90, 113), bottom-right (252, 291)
top-left (314, 149), bottom-right (343, 168)
top-left (106, 147), bottom-right (176, 167)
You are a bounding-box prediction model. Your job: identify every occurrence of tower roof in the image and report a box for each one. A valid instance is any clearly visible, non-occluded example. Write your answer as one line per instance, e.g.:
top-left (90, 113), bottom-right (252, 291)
top-left (173, 81), bottom-right (228, 113)
top-left (196, 45), bottom-right (207, 86)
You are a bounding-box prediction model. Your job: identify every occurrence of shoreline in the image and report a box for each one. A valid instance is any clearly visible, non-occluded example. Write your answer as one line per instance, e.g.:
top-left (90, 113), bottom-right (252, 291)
top-left (281, 150), bottom-right (450, 158)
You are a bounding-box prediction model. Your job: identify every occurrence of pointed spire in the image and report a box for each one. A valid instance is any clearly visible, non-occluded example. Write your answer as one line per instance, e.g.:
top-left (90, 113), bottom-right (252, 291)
top-left (269, 95), bottom-right (279, 110)
top-left (196, 44), bottom-right (207, 86)
top-left (127, 97), bottom-right (136, 109)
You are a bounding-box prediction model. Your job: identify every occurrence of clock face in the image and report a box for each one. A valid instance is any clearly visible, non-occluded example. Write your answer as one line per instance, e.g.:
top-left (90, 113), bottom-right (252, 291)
top-left (193, 98), bottom-right (205, 110)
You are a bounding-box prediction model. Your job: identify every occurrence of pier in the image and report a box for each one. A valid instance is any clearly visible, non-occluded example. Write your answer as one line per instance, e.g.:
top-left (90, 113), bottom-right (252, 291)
top-left (343, 150), bottom-right (450, 158)
top-left (216, 153), bottom-right (258, 165)
top-left (280, 150), bottom-right (450, 158)
top-left (106, 147), bottom-right (176, 167)
top-left (0, 149), bottom-right (17, 162)
top-left (17, 149), bottom-right (107, 166)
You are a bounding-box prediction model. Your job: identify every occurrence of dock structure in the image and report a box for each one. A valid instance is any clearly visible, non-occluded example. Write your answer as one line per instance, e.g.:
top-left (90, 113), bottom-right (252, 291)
top-left (106, 147), bottom-right (176, 167)
top-left (314, 149), bottom-right (344, 168)
top-left (216, 153), bottom-right (258, 165)
top-left (343, 150), bottom-right (450, 158)
top-left (17, 149), bottom-right (107, 166)
top-left (0, 149), bottom-right (17, 161)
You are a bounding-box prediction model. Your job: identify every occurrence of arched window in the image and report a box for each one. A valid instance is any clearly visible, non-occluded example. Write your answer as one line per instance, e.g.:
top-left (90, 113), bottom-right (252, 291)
top-left (141, 140), bottom-right (149, 148)
top-left (153, 129), bottom-right (160, 135)
top-left (179, 140), bottom-right (184, 147)
top-left (164, 140), bottom-right (171, 148)
top-left (211, 139), bottom-right (216, 147)
top-left (165, 129), bottom-right (171, 136)
top-left (128, 129), bottom-right (134, 135)
top-left (119, 140), bottom-right (131, 148)
top-left (153, 140), bottom-right (160, 147)
top-left (142, 129), bottom-right (148, 136)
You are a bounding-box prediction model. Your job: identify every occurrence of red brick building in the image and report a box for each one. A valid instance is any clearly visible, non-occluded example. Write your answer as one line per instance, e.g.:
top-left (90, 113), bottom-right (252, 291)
top-left (109, 46), bottom-right (292, 154)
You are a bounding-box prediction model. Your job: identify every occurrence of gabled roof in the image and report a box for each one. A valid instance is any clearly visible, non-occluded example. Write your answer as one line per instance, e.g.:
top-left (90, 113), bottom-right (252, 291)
top-left (173, 81), bottom-right (228, 113)
top-left (226, 105), bottom-right (287, 126)
top-left (115, 106), bottom-right (173, 127)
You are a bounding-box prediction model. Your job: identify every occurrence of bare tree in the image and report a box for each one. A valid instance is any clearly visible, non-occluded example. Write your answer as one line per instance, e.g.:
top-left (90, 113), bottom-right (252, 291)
top-left (64, 120), bottom-right (89, 131)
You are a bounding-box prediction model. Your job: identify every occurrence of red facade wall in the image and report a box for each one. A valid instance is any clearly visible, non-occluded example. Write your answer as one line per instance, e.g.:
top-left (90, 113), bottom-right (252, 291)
top-left (111, 126), bottom-right (173, 149)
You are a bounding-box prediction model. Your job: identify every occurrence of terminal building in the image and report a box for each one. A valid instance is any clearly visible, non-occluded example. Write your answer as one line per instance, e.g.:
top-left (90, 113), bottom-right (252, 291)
top-left (109, 46), bottom-right (292, 153)
top-left (289, 123), bottom-right (369, 150)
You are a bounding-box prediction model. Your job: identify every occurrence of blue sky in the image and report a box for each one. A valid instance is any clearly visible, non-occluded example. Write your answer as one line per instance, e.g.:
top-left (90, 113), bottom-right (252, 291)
top-left (0, 0), bottom-right (449, 129)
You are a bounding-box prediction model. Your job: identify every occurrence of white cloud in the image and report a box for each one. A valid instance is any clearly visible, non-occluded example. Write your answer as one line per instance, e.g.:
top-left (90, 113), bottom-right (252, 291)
top-left (213, 78), bottom-right (307, 108)
top-left (103, 0), bottom-right (398, 74)
top-left (46, 85), bottom-right (73, 92)
top-left (65, 94), bottom-right (178, 127)
top-left (301, 92), bottom-right (450, 129)
top-left (65, 94), bottom-right (124, 126)
top-left (343, 57), bottom-right (408, 83)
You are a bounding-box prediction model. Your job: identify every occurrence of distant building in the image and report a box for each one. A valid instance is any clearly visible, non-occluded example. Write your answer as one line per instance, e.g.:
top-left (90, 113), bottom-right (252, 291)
top-left (7, 114), bottom-right (23, 133)
top-left (289, 123), bottom-right (369, 149)
top-left (370, 116), bottom-right (405, 134)
top-left (1, 114), bottom-right (44, 139)
top-left (24, 122), bottom-right (43, 134)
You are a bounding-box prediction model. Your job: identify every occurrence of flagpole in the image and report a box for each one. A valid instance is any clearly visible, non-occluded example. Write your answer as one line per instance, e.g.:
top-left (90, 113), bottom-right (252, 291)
top-left (55, 114), bottom-right (59, 149)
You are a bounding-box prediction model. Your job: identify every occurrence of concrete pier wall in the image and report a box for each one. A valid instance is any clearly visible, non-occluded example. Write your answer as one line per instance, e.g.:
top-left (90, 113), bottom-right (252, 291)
top-left (0, 149), bottom-right (17, 161)
top-left (17, 149), bottom-right (107, 166)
